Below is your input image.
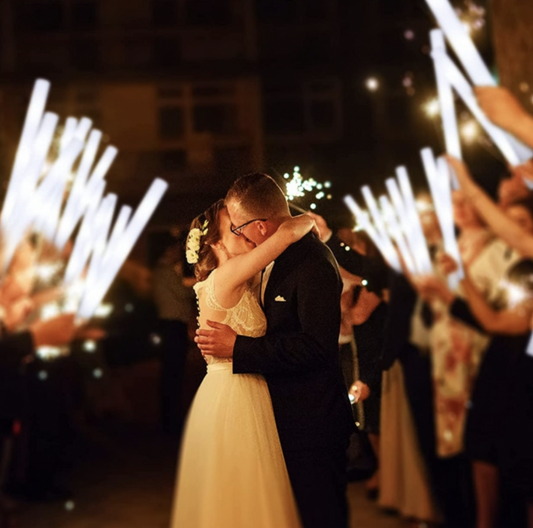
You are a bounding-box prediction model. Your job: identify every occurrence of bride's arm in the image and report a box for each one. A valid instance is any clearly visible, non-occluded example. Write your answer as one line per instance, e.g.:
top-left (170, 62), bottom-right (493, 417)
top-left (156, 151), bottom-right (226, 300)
top-left (216, 215), bottom-right (315, 302)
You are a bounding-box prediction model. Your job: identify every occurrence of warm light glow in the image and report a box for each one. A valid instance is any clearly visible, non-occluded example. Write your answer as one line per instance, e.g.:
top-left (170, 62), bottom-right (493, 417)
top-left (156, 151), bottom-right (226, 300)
top-left (94, 303), bottom-right (114, 318)
top-left (365, 78), bottom-right (379, 92)
top-left (460, 120), bottom-right (479, 142)
top-left (424, 98), bottom-right (441, 118)
top-left (36, 262), bottom-right (62, 283)
top-left (83, 340), bottom-right (97, 352)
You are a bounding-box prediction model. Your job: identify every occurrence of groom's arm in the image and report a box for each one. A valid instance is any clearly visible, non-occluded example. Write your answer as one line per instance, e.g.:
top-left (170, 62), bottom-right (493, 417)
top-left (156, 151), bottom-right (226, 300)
top-left (232, 254), bottom-right (342, 375)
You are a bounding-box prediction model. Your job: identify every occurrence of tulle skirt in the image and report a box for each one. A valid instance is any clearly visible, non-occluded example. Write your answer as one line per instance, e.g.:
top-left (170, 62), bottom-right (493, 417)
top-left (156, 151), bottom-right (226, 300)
top-left (170, 362), bottom-right (301, 528)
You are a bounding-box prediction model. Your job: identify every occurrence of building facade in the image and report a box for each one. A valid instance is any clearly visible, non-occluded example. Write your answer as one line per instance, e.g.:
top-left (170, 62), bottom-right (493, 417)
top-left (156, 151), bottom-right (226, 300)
top-left (0, 0), bottom-right (435, 224)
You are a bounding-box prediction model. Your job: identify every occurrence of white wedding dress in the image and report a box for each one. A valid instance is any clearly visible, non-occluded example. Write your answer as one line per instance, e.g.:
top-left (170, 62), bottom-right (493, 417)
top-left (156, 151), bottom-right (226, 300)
top-left (170, 270), bottom-right (301, 528)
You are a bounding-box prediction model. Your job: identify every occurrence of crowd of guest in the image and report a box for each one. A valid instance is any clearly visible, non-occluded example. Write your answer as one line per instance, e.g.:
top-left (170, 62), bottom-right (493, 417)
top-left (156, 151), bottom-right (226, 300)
top-left (311, 85), bottom-right (533, 528)
top-left (0, 229), bottom-right (197, 527)
top-left (3, 83), bottom-right (533, 528)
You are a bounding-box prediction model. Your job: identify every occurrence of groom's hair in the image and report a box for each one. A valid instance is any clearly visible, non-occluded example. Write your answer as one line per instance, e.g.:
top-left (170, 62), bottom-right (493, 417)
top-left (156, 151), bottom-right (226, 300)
top-left (225, 173), bottom-right (289, 218)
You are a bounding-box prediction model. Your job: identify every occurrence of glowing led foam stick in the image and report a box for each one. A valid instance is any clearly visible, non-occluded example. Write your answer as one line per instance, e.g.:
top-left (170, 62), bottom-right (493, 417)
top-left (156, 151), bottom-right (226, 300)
top-left (425, 0), bottom-right (533, 163)
top-left (73, 117), bottom-right (92, 144)
top-left (385, 177), bottom-right (427, 275)
top-left (391, 167), bottom-right (433, 274)
top-left (421, 148), bottom-right (464, 289)
top-left (395, 167), bottom-right (433, 275)
top-left (76, 178), bottom-right (168, 320)
top-left (64, 179), bottom-right (106, 285)
top-left (1, 112), bottom-right (59, 271)
top-left (526, 333), bottom-right (533, 357)
top-left (437, 156), bottom-right (465, 284)
top-left (361, 186), bottom-right (404, 270)
top-left (32, 138), bottom-right (85, 241)
top-left (54, 130), bottom-right (105, 249)
top-left (86, 145), bottom-right (118, 185)
top-left (343, 195), bottom-right (401, 272)
top-left (103, 205), bottom-right (132, 256)
top-left (60, 118), bottom-right (78, 153)
top-left (19, 113), bottom-right (59, 198)
top-left (430, 29), bottom-right (460, 190)
top-left (440, 54), bottom-right (521, 166)
top-left (81, 194), bottom-right (118, 295)
top-left (379, 195), bottom-right (417, 275)
top-left (425, 0), bottom-right (494, 85)
top-left (1, 79), bottom-right (50, 233)
top-left (76, 203), bottom-right (133, 308)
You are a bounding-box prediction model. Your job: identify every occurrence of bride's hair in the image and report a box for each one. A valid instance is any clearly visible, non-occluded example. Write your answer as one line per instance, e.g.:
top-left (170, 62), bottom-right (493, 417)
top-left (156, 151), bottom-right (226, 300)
top-left (189, 199), bottom-right (225, 282)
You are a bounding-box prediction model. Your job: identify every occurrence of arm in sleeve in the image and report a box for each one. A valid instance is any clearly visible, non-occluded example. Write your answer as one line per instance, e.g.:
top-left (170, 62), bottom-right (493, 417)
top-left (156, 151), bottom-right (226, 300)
top-left (326, 234), bottom-right (388, 295)
top-left (380, 271), bottom-right (417, 370)
top-left (449, 297), bottom-right (486, 333)
top-left (233, 257), bottom-right (341, 375)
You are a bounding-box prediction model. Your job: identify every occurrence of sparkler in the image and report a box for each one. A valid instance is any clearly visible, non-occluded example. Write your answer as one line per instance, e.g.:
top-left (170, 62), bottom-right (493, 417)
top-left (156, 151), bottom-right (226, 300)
top-left (283, 166), bottom-right (332, 213)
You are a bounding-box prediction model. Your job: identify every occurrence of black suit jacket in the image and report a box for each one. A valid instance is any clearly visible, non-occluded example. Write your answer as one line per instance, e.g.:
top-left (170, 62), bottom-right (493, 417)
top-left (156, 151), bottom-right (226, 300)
top-left (233, 233), bottom-right (353, 451)
top-left (326, 234), bottom-right (389, 295)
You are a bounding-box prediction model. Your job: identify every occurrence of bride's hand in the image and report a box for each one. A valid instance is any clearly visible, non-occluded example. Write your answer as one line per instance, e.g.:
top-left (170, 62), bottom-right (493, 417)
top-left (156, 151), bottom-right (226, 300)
top-left (280, 214), bottom-right (319, 241)
top-left (305, 212), bottom-right (332, 242)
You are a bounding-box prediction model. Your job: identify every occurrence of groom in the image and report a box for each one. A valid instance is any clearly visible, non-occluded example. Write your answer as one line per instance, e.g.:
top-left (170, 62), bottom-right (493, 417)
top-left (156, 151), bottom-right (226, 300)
top-left (196, 173), bottom-right (354, 528)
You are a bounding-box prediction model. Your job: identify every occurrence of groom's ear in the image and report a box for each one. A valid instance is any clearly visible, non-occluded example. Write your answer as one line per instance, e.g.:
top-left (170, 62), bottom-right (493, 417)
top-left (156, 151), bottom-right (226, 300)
top-left (256, 221), bottom-right (268, 236)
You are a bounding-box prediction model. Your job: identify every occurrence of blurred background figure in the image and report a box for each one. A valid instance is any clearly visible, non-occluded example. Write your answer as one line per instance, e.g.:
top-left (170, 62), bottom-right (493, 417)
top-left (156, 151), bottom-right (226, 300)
top-left (149, 228), bottom-right (195, 436)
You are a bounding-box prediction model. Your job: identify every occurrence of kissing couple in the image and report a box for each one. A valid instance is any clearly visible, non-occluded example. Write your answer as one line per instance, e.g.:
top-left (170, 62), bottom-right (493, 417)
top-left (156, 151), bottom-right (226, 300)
top-left (170, 173), bottom-right (354, 528)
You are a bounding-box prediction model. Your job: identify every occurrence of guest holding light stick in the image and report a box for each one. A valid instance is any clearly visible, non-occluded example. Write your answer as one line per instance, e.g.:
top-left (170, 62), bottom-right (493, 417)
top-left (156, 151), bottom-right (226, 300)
top-left (447, 156), bottom-right (533, 259)
top-left (475, 86), bottom-right (533, 151)
top-left (416, 251), bottom-right (533, 528)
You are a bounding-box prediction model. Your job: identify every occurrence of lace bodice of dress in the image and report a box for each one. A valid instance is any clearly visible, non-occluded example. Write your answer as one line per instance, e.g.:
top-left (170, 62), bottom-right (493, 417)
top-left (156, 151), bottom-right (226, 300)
top-left (194, 270), bottom-right (267, 365)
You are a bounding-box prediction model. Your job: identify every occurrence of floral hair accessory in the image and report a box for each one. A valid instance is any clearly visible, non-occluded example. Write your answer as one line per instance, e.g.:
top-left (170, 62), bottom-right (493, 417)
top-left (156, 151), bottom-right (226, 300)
top-left (186, 220), bottom-right (208, 264)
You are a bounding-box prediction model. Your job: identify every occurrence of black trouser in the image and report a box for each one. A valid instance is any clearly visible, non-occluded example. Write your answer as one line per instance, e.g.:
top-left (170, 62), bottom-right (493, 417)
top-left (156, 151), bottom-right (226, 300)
top-left (284, 446), bottom-right (349, 528)
top-left (159, 319), bottom-right (188, 434)
top-left (24, 357), bottom-right (76, 497)
top-left (400, 343), bottom-right (475, 528)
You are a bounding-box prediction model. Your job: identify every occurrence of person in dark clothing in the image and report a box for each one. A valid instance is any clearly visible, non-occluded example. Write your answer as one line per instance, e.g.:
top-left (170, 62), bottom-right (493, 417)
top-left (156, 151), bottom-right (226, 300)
top-left (310, 211), bottom-right (475, 528)
top-left (149, 231), bottom-right (195, 435)
top-left (419, 258), bottom-right (533, 528)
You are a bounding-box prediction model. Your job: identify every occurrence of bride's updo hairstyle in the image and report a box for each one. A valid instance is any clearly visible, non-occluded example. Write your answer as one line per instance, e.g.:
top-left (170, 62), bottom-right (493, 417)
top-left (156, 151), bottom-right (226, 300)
top-left (187, 199), bottom-right (225, 282)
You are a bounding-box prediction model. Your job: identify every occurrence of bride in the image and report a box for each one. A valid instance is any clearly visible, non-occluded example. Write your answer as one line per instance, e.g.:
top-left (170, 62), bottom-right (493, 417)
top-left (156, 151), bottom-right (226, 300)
top-left (170, 199), bottom-right (315, 528)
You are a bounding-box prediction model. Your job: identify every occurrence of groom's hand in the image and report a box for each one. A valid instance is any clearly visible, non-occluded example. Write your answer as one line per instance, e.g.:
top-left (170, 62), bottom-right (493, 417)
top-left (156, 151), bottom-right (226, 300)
top-left (195, 320), bottom-right (237, 358)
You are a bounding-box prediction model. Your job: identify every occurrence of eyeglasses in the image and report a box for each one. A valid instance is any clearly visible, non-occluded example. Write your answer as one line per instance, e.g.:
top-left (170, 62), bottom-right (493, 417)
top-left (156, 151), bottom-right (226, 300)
top-left (230, 218), bottom-right (267, 236)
